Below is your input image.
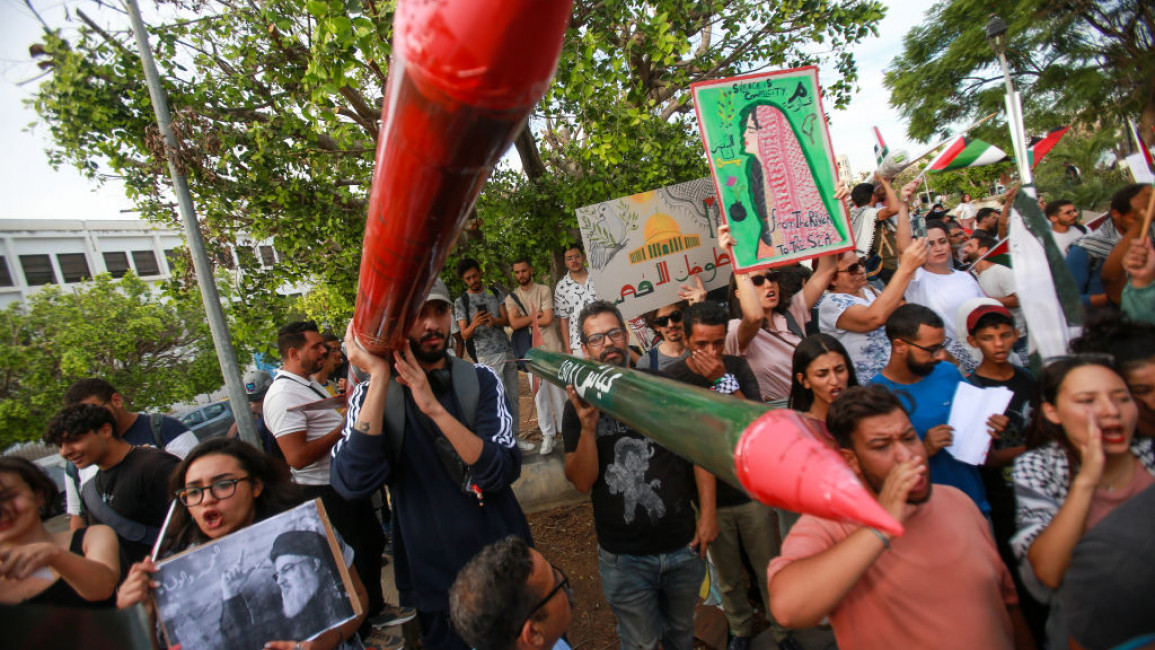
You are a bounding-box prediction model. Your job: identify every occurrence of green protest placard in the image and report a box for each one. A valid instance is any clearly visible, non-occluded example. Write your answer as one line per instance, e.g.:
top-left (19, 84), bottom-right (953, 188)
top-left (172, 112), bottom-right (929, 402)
top-left (691, 66), bottom-right (853, 271)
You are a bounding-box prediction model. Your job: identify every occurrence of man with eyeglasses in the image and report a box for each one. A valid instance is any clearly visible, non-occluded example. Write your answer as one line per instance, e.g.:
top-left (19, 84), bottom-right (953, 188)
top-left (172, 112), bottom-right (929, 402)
top-left (44, 403), bottom-right (179, 568)
top-left (554, 243), bottom-right (599, 358)
top-left (869, 304), bottom-right (1003, 516)
top-left (561, 300), bottom-right (710, 650)
top-left (635, 301), bottom-right (689, 371)
top-left (450, 536), bottom-right (573, 650)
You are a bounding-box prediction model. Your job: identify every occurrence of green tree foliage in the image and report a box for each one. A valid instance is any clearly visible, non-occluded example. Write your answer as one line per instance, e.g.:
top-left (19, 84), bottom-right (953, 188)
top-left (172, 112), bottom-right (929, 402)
top-left (0, 273), bottom-right (222, 447)
top-left (885, 0), bottom-right (1155, 145)
top-left (28, 0), bottom-right (885, 344)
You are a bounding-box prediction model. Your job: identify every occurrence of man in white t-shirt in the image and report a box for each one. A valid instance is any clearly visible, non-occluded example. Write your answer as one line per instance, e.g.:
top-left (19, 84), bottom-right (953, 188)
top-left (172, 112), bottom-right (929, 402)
top-left (962, 232), bottom-right (1025, 336)
top-left (263, 320), bottom-right (396, 632)
top-left (1044, 199), bottom-right (1085, 256)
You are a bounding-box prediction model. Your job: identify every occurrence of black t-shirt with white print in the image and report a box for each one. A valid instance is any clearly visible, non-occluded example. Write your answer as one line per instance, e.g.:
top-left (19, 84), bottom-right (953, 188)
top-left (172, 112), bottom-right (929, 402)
top-left (561, 401), bottom-right (696, 556)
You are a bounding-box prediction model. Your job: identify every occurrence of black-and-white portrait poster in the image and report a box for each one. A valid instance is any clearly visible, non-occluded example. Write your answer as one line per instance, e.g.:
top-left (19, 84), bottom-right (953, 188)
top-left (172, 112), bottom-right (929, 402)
top-left (154, 499), bottom-right (360, 649)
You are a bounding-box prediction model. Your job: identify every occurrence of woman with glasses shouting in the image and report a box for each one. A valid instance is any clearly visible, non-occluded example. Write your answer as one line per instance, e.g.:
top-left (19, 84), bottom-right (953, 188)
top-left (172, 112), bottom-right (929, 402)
top-left (718, 223), bottom-right (837, 406)
top-left (117, 438), bottom-right (369, 650)
top-left (817, 239), bottom-right (927, 383)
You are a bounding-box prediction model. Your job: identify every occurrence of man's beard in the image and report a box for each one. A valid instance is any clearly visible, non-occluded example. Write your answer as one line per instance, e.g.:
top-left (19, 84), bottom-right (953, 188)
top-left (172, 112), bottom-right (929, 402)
top-left (598, 344), bottom-right (627, 366)
top-left (906, 355), bottom-right (938, 377)
top-left (410, 333), bottom-right (447, 364)
top-left (281, 580), bottom-right (317, 618)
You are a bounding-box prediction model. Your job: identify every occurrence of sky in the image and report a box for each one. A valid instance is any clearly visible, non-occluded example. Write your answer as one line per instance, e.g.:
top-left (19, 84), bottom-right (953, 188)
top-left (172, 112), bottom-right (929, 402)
top-left (0, 0), bottom-right (940, 221)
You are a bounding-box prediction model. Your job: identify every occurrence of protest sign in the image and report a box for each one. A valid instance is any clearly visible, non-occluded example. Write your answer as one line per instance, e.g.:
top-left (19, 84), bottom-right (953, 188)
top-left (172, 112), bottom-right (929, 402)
top-left (691, 66), bottom-right (853, 271)
top-left (153, 499), bottom-right (360, 649)
top-left (575, 177), bottom-right (733, 326)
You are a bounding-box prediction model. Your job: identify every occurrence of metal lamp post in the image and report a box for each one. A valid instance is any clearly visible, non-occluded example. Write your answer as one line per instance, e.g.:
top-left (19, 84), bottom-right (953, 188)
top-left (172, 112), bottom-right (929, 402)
top-left (986, 14), bottom-right (1033, 187)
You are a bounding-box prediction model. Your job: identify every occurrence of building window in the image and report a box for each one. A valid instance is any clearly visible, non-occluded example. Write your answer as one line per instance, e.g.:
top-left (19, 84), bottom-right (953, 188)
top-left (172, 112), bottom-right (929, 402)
top-left (0, 256), bottom-right (12, 287)
top-left (259, 245), bottom-right (276, 267)
top-left (57, 253), bottom-right (92, 283)
top-left (132, 250), bottom-right (160, 276)
top-left (216, 249), bottom-right (236, 270)
top-left (164, 249), bottom-right (180, 274)
top-left (19, 255), bottom-right (56, 286)
top-left (103, 252), bottom-right (130, 278)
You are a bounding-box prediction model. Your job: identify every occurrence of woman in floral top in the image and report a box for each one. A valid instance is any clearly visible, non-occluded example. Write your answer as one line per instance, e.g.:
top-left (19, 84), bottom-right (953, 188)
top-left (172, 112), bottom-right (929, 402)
top-left (817, 242), bottom-right (925, 382)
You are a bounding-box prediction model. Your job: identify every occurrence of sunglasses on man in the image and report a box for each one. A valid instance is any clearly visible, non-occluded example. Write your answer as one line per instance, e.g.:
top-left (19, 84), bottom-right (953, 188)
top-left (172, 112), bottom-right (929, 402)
top-left (653, 311), bottom-right (683, 327)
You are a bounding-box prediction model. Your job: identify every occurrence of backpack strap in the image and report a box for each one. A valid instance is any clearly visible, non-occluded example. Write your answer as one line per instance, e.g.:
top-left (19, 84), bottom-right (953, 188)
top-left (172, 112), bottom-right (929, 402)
top-left (384, 379), bottom-right (406, 466)
top-left (80, 480), bottom-right (160, 545)
top-left (508, 291), bottom-right (529, 329)
top-left (782, 310), bottom-right (805, 339)
top-left (149, 413), bottom-right (166, 449)
top-left (449, 356), bottom-right (480, 431)
top-left (381, 357), bottom-right (481, 465)
top-left (647, 345), bottom-right (660, 369)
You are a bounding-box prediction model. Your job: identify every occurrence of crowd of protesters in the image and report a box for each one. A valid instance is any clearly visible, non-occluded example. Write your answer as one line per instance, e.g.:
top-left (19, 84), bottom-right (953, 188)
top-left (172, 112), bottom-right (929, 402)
top-left (2, 180), bottom-right (1153, 650)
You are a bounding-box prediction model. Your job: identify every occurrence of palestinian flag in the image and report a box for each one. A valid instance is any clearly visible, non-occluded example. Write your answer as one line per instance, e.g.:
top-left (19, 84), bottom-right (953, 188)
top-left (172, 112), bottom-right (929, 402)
top-left (926, 137), bottom-right (1008, 172)
top-left (1027, 126), bottom-right (1069, 168)
top-left (1132, 119), bottom-right (1155, 170)
top-left (873, 126), bottom-right (889, 166)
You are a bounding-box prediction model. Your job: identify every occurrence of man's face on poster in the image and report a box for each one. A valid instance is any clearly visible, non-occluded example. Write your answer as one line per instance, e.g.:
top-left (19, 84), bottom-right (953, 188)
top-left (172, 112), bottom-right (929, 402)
top-left (274, 553), bottom-right (322, 617)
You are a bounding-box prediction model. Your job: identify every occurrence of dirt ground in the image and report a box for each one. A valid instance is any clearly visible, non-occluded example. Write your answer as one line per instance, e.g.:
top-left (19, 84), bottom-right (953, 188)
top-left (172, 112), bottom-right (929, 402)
top-left (528, 502), bottom-right (620, 650)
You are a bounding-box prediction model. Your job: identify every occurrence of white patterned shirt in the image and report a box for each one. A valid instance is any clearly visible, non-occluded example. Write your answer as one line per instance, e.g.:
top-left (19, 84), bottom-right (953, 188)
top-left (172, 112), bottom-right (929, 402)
top-left (817, 289), bottom-right (892, 383)
top-left (554, 272), bottom-right (598, 351)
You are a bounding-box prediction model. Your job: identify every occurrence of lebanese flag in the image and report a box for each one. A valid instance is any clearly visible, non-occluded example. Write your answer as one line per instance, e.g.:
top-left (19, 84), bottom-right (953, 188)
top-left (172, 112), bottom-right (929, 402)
top-left (926, 137), bottom-right (1008, 172)
top-left (1027, 126), bottom-right (1069, 168)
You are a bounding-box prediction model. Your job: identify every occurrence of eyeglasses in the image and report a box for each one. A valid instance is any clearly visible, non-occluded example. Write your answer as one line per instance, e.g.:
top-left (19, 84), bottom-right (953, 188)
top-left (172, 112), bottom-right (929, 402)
top-left (900, 338), bottom-right (950, 355)
top-left (520, 565), bottom-right (573, 629)
top-left (176, 476), bottom-right (255, 506)
top-left (584, 328), bottom-right (627, 347)
top-left (653, 311), bottom-right (683, 327)
top-left (835, 262), bottom-right (863, 275)
top-left (749, 272), bottom-right (781, 286)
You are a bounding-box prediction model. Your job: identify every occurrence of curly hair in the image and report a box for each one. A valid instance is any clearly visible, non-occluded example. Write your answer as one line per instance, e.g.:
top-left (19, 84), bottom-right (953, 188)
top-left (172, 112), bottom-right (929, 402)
top-left (161, 438), bottom-right (303, 555)
top-left (1069, 314), bottom-right (1155, 375)
top-left (44, 403), bottom-right (119, 445)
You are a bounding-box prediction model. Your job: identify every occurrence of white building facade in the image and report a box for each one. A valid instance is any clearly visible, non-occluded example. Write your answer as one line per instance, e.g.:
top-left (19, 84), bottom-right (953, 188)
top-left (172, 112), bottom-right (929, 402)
top-left (0, 219), bottom-right (283, 309)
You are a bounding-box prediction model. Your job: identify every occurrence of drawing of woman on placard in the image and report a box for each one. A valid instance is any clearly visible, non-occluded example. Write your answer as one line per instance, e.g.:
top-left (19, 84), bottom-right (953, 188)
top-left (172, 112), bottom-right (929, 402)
top-left (730, 103), bottom-right (841, 260)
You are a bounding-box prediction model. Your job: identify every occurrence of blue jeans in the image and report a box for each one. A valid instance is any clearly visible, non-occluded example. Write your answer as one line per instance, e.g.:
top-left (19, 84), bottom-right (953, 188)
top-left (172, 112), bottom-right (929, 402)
top-left (597, 544), bottom-right (705, 650)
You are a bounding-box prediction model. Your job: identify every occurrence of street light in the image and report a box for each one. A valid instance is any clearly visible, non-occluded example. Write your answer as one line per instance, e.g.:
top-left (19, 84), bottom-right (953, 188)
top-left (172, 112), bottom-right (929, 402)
top-left (986, 14), bottom-right (1032, 185)
top-left (985, 14), bottom-right (1008, 56)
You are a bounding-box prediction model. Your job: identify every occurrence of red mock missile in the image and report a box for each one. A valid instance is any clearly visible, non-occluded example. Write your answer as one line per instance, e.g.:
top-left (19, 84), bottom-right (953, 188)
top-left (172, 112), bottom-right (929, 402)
top-left (351, 0), bottom-right (573, 354)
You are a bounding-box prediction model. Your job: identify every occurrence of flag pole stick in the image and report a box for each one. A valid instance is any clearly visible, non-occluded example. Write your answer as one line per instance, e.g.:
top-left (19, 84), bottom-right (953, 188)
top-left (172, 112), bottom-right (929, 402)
top-left (1138, 185), bottom-right (1155, 242)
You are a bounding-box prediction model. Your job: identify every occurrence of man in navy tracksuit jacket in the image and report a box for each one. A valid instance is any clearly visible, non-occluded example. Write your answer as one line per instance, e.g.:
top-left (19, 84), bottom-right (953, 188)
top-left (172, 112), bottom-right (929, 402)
top-left (331, 279), bottom-right (532, 650)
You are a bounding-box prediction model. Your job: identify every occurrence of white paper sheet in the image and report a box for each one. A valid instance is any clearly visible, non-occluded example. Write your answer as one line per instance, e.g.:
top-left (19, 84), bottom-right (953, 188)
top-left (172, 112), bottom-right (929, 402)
top-left (945, 382), bottom-right (1014, 465)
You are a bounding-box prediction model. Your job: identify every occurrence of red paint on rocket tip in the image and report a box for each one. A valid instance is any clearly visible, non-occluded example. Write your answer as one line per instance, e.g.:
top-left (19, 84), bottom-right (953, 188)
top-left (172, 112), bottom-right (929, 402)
top-left (733, 409), bottom-right (904, 537)
top-left (351, 0), bottom-right (573, 354)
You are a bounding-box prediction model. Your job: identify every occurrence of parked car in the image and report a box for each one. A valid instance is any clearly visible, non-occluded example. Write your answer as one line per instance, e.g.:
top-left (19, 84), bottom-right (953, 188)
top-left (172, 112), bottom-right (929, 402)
top-left (178, 400), bottom-right (236, 441)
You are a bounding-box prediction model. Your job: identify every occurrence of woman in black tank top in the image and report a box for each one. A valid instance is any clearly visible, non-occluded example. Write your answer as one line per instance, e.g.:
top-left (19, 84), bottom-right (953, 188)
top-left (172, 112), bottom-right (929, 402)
top-left (0, 458), bottom-right (120, 607)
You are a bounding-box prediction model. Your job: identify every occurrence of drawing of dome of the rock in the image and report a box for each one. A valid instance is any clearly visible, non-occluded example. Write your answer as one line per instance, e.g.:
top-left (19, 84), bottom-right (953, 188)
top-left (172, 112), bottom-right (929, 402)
top-left (629, 212), bottom-right (701, 264)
